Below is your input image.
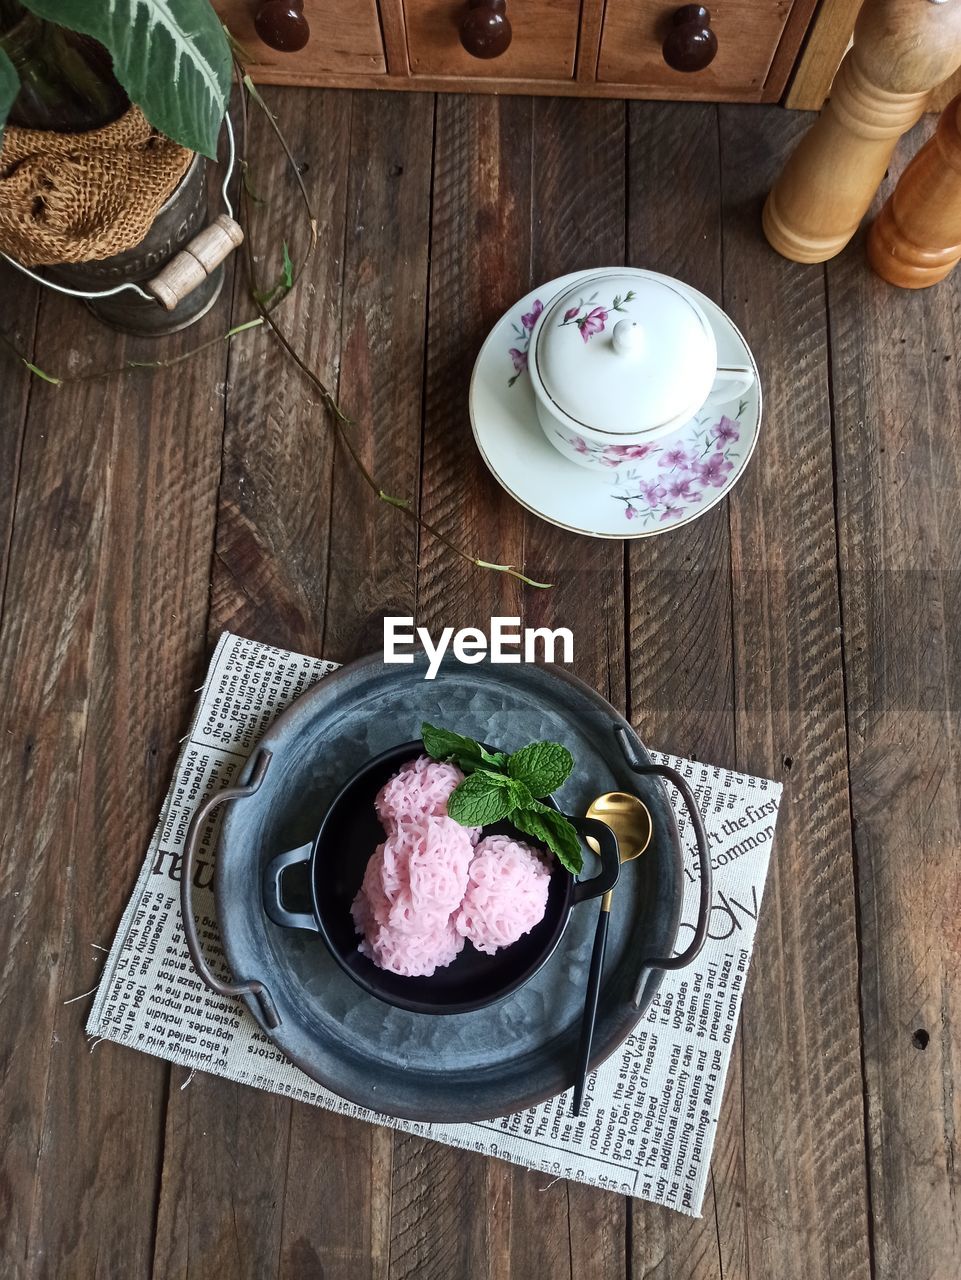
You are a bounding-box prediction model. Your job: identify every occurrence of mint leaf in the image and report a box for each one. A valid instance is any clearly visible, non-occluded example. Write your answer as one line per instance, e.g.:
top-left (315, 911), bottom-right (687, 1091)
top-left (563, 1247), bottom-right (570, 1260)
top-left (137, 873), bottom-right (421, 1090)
top-left (503, 777), bottom-right (535, 809)
top-left (512, 805), bottom-right (583, 875)
top-left (421, 722), bottom-right (509, 773)
top-left (507, 741), bottom-right (574, 798)
top-left (447, 773), bottom-right (515, 826)
top-left (421, 721), bottom-right (478, 761)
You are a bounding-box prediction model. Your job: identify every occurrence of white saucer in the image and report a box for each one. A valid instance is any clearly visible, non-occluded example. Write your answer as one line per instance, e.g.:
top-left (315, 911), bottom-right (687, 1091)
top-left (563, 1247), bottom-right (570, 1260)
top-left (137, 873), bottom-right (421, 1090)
top-left (469, 271), bottom-right (762, 539)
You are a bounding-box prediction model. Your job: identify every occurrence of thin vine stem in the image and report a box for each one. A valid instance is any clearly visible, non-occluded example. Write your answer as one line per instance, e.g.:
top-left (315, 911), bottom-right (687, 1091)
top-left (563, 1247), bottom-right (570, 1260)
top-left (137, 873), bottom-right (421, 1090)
top-left (0, 319), bottom-right (263, 385)
top-left (234, 65), bottom-right (551, 589)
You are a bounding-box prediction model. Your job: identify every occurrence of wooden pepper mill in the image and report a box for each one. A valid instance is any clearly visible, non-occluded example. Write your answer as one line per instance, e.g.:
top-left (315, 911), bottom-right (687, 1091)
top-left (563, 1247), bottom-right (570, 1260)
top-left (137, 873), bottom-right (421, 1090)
top-left (763, 0), bottom-right (961, 264)
top-left (867, 93), bottom-right (961, 286)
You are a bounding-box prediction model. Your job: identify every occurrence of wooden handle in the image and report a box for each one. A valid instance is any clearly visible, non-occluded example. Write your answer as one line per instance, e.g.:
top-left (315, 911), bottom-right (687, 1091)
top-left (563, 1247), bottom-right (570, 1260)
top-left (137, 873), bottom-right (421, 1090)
top-left (662, 5), bottom-right (717, 73)
top-left (459, 0), bottom-right (512, 60)
top-left (763, 0), bottom-right (961, 264)
top-left (255, 0), bottom-right (311, 52)
top-left (147, 215), bottom-right (244, 312)
top-left (868, 92), bottom-right (961, 287)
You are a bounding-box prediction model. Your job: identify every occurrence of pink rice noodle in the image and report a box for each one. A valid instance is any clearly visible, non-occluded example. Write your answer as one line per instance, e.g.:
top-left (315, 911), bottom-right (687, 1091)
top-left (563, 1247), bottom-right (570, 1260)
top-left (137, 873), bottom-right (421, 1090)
top-left (374, 755), bottom-right (481, 844)
top-left (455, 835), bottom-right (553, 955)
top-left (351, 755), bottom-right (553, 976)
top-left (351, 816), bottom-right (473, 976)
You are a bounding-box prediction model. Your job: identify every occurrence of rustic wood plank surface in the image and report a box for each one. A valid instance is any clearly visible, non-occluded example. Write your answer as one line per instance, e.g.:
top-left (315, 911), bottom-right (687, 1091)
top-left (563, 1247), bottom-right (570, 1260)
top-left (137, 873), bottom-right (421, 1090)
top-left (625, 101), bottom-right (737, 1280)
top-left (826, 119), bottom-right (961, 1280)
top-left (721, 104), bottom-right (871, 1280)
top-left (1, 89), bottom-right (958, 1280)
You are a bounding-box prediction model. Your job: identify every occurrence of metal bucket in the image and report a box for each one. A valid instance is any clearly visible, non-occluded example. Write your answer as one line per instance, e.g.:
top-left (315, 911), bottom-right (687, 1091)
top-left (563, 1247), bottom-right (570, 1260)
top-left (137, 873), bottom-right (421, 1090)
top-left (45, 153), bottom-right (224, 337)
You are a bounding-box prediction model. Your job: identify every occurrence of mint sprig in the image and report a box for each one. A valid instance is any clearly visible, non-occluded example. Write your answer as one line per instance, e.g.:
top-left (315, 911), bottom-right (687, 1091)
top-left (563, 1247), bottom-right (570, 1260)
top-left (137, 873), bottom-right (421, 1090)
top-left (421, 722), bottom-right (582, 874)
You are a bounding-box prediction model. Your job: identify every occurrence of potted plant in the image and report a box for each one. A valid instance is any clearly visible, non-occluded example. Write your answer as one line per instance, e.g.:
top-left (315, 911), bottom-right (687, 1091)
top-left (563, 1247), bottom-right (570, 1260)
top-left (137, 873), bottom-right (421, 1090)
top-left (0, 4), bottom-right (551, 588)
top-left (0, 0), bottom-right (234, 333)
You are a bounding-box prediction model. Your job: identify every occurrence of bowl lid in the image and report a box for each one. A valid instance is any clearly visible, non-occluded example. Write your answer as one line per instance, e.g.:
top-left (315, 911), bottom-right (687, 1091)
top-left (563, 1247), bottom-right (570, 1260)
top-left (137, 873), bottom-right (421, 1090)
top-left (532, 271), bottom-right (717, 435)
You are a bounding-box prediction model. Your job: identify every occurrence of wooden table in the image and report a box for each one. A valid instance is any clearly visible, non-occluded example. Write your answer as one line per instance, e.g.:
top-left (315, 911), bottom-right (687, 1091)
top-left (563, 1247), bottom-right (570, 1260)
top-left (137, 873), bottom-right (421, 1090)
top-left (1, 92), bottom-right (957, 1280)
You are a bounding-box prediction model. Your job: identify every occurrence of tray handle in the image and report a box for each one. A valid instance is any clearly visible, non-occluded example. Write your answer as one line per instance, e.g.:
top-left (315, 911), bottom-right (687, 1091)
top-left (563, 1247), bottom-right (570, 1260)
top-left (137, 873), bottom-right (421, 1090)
top-left (180, 748), bottom-right (281, 1031)
top-left (614, 727), bottom-right (713, 1004)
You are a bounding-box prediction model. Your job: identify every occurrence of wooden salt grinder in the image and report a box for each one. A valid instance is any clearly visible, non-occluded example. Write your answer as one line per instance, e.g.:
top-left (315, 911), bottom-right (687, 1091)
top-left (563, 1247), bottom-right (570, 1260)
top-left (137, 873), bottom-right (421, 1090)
top-left (867, 93), bottom-right (961, 286)
top-left (763, 0), bottom-right (961, 264)
top-left (147, 214), bottom-right (244, 312)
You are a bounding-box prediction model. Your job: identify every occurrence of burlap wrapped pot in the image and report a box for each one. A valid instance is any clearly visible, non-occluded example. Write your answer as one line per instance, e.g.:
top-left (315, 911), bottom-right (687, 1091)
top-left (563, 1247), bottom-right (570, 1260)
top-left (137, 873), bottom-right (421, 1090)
top-left (0, 104), bottom-right (193, 266)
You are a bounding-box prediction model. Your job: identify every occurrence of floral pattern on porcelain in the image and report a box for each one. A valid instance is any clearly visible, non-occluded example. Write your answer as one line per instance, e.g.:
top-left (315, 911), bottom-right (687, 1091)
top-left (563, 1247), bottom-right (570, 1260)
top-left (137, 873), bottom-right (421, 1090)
top-left (507, 298), bottom-right (543, 387)
top-left (557, 288), bottom-right (636, 343)
top-left (548, 404), bottom-right (748, 525)
top-left (562, 435), bottom-right (660, 469)
top-left (609, 407), bottom-right (747, 525)
top-left (506, 288), bottom-right (640, 387)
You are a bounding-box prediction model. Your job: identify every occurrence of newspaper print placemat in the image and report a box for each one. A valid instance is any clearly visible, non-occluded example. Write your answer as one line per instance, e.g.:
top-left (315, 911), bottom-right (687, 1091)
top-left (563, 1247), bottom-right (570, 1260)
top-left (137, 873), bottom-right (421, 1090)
top-left (88, 632), bottom-right (781, 1216)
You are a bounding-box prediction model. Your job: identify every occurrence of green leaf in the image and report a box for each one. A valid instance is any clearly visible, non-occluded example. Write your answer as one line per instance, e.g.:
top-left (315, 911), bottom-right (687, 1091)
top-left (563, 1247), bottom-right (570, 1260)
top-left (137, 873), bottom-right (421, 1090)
top-left (511, 804), bottom-right (583, 876)
top-left (470, 560), bottom-right (553, 589)
top-left (420, 722), bottom-right (509, 773)
top-left (505, 778), bottom-right (534, 809)
top-left (252, 241), bottom-right (295, 308)
top-left (379, 491), bottom-right (411, 511)
top-left (447, 772), bottom-right (515, 827)
top-left (0, 46), bottom-right (19, 141)
top-left (507, 740), bottom-right (574, 798)
top-left (22, 0), bottom-right (232, 157)
top-left (23, 360), bottom-right (62, 385)
top-left (239, 159), bottom-right (264, 204)
top-left (421, 722), bottom-right (481, 765)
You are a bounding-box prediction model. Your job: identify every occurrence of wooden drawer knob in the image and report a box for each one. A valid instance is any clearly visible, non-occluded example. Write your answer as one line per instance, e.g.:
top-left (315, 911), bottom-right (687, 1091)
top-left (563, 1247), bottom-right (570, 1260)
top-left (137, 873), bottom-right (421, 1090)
top-left (255, 0), bottom-right (311, 52)
top-left (663, 5), bottom-right (717, 73)
top-left (459, 0), bottom-right (512, 60)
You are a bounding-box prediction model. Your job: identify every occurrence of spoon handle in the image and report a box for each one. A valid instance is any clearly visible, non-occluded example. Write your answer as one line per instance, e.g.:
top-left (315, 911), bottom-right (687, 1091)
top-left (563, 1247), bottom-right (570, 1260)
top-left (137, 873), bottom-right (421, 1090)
top-left (571, 902), bottom-right (611, 1116)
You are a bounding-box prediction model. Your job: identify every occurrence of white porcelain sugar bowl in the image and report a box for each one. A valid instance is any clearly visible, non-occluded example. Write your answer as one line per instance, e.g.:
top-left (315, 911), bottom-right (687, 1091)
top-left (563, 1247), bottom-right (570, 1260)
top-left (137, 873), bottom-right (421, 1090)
top-left (526, 268), bottom-right (756, 472)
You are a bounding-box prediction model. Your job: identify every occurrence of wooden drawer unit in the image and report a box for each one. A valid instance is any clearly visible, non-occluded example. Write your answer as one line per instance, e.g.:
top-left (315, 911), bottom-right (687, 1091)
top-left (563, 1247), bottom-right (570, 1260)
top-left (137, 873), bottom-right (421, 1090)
top-left (214, 0), bottom-right (386, 81)
top-left (404, 0), bottom-right (581, 80)
top-left (215, 0), bottom-right (820, 103)
top-left (598, 0), bottom-right (795, 101)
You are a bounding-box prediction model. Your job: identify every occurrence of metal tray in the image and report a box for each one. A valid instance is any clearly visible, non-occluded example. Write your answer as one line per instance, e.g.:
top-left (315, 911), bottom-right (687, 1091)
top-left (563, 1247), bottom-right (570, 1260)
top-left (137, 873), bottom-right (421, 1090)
top-left (190, 656), bottom-right (691, 1122)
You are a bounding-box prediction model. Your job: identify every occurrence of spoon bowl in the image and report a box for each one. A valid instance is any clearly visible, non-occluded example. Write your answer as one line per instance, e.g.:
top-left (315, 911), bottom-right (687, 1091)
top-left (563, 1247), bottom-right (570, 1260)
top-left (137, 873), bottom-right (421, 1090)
top-left (586, 790), bottom-right (653, 856)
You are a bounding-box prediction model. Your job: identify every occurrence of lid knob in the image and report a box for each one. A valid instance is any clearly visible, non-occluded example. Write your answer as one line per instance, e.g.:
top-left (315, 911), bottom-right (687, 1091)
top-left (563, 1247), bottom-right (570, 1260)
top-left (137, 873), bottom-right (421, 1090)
top-left (612, 319), bottom-right (643, 357)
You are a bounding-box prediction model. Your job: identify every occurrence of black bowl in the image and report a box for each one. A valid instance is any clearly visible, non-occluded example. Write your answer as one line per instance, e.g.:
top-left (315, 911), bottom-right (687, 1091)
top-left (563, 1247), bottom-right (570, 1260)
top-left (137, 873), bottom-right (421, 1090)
top-left (263, 739), bottom-right (620, 1015)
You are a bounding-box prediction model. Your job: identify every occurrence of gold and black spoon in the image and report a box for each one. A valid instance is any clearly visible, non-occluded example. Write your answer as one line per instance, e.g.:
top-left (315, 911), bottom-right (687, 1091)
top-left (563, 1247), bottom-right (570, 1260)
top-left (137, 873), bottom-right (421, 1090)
top-left (570, 792), bottom-right (653, 1117)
